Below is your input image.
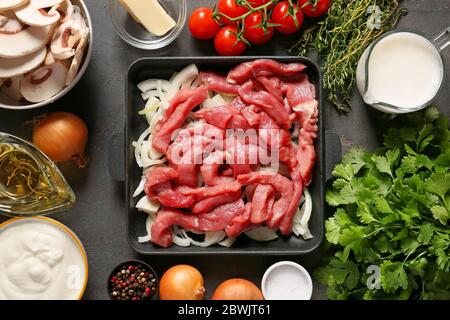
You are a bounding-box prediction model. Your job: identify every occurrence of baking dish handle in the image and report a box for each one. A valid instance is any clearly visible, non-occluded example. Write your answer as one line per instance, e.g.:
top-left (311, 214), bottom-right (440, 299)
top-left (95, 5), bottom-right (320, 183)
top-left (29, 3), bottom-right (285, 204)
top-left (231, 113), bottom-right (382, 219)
top-left (325, 130), bottom-right (342, 182)
top-left (108, 131), bottom-right (125, 182)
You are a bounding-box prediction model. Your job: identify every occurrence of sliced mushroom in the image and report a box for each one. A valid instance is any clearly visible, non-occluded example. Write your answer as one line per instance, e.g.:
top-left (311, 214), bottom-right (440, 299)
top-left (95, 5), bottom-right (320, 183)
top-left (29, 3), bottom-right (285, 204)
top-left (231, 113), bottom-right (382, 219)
top-left (0, 46), bottom-right (46, 78)
top-left (20, 61), bottom-right (67, 103)
top-left (56, 0), bottom-right (72, 22)
top-left (44, 50), bottom-right (55, 65)
top-left (0, 15), bottom-right (54, 58)
top-left (1, 75), bottom-right (24, 101)
top-left (50, 6), bottom-right (87, 60)
top-left (14, 0), bottom-right (64, 27)
top-left (0, 14), bottom-right (8, 27)
top-left (66, 32), bottom-right (87, 85)
top-left (0, 0), bottom-right (29, 11)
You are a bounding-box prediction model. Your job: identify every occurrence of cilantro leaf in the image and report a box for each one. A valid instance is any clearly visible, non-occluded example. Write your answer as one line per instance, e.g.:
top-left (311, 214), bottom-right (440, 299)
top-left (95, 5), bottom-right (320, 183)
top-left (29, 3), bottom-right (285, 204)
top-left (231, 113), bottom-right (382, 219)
top-left (431, 205), bottom-right (448, 225)
top-left (380, 261), bottom-right (408, 293)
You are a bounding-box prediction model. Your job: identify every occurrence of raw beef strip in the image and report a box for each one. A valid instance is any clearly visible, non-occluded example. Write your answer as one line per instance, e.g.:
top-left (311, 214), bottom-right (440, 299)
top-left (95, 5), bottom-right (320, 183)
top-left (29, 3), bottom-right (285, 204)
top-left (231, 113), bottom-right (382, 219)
top-left (152, 182), bottom-right (196, 208)
top-left (283, 76), bottom-right (319, 184)
top-left (194, 104), bottom-right (241, 129)
top-left (152, 87), bottom-right (208, 153)
top-left (201, 151), bottom-right (235, 186)
top-left (256, 76), bottom-right (283, 103)
top-left (227, 59), bottom-right (306, 84)
top-left (192, 190), bottom-right (241, 214)
top-left (251, 184), bottom-right (275, 224)
top-left (280, 167), bottom-right (304, 235)
top-left (176, 182), bottom-right (242, 200)
top-left (225, 203), bottom-right (254, 237)
top-left (144, 166), bottom-right (178, 189)
top-left (237, 171), bottom-right (294, 230)
top-left (241, 105), bottom-right (261, 127)
top-left (151, 199), bottom-right (245, 247)
top-left (198, 72), bottom-right (240, 95)
top-left (239, 81), bottom-right (290, 129)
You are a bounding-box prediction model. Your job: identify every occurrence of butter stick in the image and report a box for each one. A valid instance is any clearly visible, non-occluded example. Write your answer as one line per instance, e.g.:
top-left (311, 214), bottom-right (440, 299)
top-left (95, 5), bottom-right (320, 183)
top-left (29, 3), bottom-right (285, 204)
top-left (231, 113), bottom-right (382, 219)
top-left (119, 0), bottom-right (176, 36)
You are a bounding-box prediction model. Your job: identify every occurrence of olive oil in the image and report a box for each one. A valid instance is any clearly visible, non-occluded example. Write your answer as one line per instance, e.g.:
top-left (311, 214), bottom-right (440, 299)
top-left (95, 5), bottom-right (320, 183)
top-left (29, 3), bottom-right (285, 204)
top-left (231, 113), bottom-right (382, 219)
top-left (0, 133), bottom-right (75, 217)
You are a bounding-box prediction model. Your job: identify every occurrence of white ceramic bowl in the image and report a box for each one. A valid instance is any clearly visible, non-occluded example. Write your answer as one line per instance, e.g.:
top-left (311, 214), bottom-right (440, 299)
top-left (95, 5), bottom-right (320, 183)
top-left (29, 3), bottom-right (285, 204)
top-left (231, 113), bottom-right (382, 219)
top-left (262, 261), bottom-right (313, 300)
top-left (0, 0), bottom-right (93, 110)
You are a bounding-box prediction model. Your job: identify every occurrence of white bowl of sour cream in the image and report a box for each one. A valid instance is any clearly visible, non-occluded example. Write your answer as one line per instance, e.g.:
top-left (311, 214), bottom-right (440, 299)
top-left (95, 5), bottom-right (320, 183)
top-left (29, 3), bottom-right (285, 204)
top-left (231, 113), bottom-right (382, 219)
top-left (262, 261), bottom-right (313, 300)
top-left (0, 217), bottom-right (88, 300)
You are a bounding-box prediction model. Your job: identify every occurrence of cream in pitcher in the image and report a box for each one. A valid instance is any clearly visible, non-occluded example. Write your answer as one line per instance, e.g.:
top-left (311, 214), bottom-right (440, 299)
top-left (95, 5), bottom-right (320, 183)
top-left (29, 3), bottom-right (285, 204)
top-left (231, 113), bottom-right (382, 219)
top-left (357, 28), bottom-right (450, 113)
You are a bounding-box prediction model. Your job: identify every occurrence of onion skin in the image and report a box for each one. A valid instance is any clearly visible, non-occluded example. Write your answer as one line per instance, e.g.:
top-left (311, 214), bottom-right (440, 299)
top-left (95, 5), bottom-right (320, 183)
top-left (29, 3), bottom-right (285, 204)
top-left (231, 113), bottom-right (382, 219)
top-left (159, 265), bottom-right (205, 300)
top-left (33, 112), bottom-right (88, 167)
top-left (212, 279), bottom-right (264, 300)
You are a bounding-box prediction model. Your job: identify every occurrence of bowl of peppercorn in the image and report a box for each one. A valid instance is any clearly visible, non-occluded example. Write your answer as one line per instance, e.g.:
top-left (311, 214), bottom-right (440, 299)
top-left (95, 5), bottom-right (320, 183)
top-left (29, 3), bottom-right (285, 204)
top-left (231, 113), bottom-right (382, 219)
top-left (108, 260), bottom-right (159, 300)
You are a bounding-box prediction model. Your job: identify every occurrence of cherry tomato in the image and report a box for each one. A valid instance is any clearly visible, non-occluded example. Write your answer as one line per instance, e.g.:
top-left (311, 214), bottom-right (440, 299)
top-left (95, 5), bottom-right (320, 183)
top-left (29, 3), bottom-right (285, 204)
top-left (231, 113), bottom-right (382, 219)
top-left (271, 1), bottom-right (304, 35)
top-left (217, 0), bottom-right (249, 25)
top-left (247, 0), bottom-right (273, 9)
top-left (298, 0), bottom-right (331, 17)
top-left (189, 7), bottom-right (220, 40)
top-left (243, 12), bottom-right (274, 45)
top-left (214, 26), bottom-right (247, 56)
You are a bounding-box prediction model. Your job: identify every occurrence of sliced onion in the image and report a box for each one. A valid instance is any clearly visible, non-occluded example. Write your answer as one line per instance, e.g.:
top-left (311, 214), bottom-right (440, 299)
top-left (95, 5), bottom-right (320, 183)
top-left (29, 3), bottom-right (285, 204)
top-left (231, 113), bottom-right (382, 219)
top-left (202, 94), bottom-right (227, 109)
top-left (185, 231), bottom-right (226, 247)
top-left (136, 196), bottom-right (160, 215)
top-left (133, 176), bottom-right (146, 197)
top-left (138, 79), bottom-right (171, 93)
top-left (219, 237), bottom-right (237, 248)
top-left (134, 128), bottom-right (151, 168)
top-left (149, 109), bottom-right (163, 135)
top-left (141, 139), bottom-right (166, 167)
top-left (138, 212), bottom-right (157, 243)
top-left (294, 188), bottom-right (312, 226)
top-left (138, 234), bottom-right (151, 243)
top-left (292, 188), bottom-right (314, 240)
top-left (166, 64), bottom-right (199, 100)
top-left (245, 227), bottom-right (278, 242)
top-left (139, 97), bottom-right (160, 115)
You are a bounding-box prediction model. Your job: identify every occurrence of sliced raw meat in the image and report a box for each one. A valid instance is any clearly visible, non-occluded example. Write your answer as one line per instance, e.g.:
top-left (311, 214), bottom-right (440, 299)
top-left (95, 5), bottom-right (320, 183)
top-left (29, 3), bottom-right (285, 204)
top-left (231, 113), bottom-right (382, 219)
top-left (280, 168), bottom-right (304, 235)
top-left (151, 199), bottom-right (246, 247)
top-left (175, 164), bottom-right (199, 188)
top-left (237, 171), bottom-right (294, 230)
top-left (282, 74), bottom-right (317, 111)
top-left (227, 59), bottom-right (306, 84)
top-left (225, 203), bottom-right (254, 237)
top-left (251, 184), bottom-right (275, 224)
top-left (145, 167), bottom-right (178, 189)
top-left (192, 190), bottom-right (241, 214)
top-left (153, 87), bottom-right (208, 153)
top-left (163, 87), bottom-right (205, 122)
top-left (227, 115), bottom-right (251, 131)
top-left (256, 76), bottom-right (283, 103)
top-left (241, 105), bottom-right (261, 127)
top-left (152, 182), bottom-right (196, 208)
top-left (201, 151), bottom-right (235, 186)
top-left (194, 104), bottom-right (240, 129)
top-left (239, 81), bottom-right (290, 129)
top-left (199, 72), bottom-right (240, 95)
top-left (176, 181), bottom-right (242, 200)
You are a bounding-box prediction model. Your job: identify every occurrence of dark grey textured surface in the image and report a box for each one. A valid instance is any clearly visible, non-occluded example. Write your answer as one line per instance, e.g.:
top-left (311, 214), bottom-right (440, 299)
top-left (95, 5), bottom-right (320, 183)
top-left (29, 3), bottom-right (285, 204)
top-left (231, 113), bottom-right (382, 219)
top-left (0, 0), bottom-right (449, 300)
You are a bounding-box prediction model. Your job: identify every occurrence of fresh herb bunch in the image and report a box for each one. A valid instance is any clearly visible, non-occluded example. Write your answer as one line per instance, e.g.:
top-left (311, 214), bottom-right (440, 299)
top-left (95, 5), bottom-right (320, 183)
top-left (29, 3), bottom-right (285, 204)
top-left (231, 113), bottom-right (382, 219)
top-left (318, 107), bottom-right (450, 299)
top-left (290, 0), bottom-right (407, 112)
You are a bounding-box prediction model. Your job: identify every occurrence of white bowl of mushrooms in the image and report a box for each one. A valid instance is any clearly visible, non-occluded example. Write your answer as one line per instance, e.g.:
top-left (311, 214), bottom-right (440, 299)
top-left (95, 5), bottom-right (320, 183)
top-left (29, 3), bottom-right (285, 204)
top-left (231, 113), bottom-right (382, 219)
top-left (0, 0), bottom-right (92, 110)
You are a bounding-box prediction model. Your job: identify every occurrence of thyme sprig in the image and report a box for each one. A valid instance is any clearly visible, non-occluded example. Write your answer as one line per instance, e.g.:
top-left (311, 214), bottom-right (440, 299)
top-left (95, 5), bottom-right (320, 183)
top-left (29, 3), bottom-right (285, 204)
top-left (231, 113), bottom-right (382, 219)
top-left (290, 0), bottom-right (407, 112)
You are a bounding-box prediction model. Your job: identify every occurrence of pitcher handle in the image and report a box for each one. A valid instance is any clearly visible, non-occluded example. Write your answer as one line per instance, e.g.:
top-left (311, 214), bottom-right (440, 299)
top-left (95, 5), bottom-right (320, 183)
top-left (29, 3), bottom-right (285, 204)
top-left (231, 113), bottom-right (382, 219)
top-left (434, 26), bottom-right (450, 51)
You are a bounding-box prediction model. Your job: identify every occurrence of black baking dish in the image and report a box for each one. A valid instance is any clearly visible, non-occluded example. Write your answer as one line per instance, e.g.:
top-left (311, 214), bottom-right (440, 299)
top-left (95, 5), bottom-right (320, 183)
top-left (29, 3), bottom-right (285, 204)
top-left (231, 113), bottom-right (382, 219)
top-left (125, 57), bottom-right (325, 255)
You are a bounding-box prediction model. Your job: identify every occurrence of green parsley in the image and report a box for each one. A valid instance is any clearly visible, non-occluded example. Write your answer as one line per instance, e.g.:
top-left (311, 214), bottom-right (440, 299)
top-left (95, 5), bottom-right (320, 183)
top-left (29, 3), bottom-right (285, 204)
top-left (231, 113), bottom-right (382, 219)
top-left (317, 107), bottom-right (450, 300)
